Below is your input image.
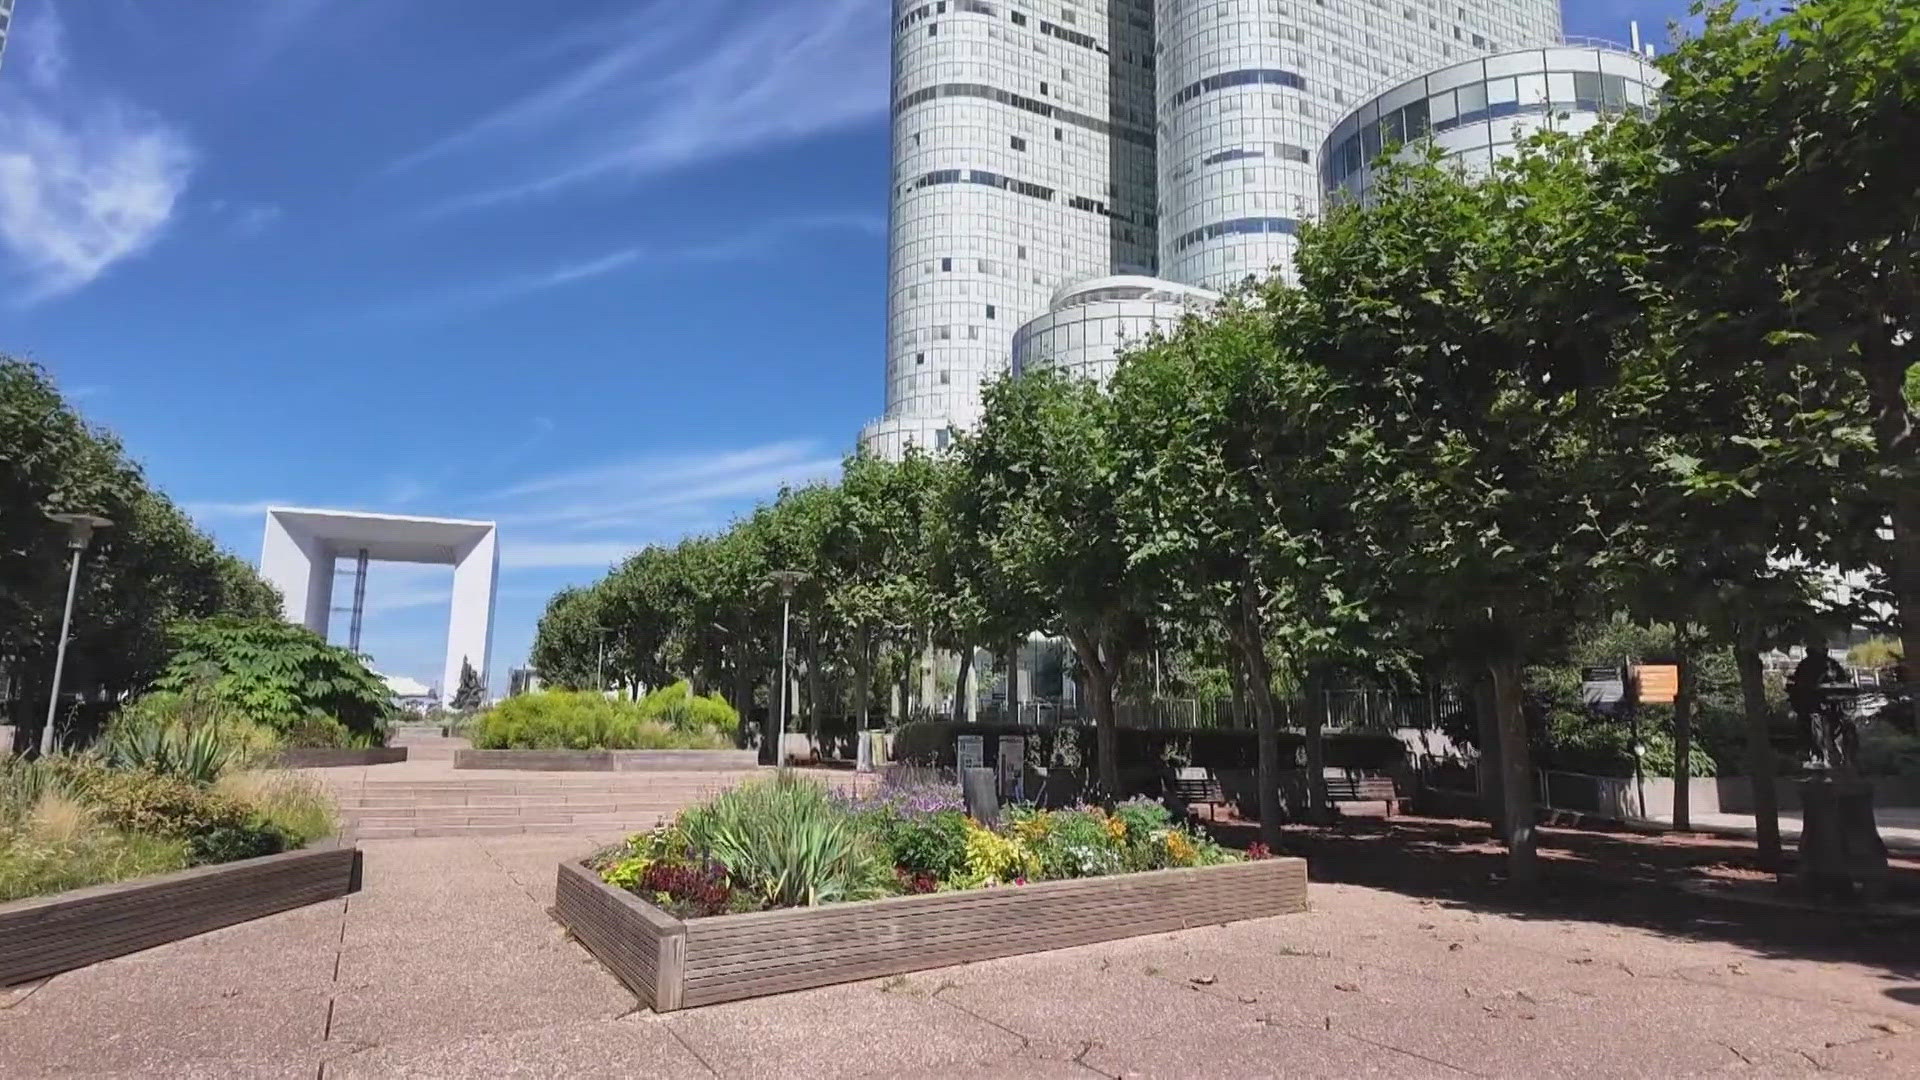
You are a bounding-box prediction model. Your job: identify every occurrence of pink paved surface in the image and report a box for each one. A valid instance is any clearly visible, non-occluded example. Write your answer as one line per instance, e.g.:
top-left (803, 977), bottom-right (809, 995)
top-left (4, 757), bottom-right (1918, 1077)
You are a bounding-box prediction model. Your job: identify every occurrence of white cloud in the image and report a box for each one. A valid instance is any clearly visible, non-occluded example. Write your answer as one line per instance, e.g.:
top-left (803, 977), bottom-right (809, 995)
top-left (384, 214), bottom-right (882, 319)
top-left (0, 4), bottom-right (195, 301)
top-left (184, 499), bottom-right (283, 522)
top-left (499, 542), bottom-right (649, 571)
top-left (392, 0), bottom-right (887, 215)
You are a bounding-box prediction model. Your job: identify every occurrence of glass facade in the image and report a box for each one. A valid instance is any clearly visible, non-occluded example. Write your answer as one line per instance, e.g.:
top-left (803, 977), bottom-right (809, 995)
top-left (1154, 0), bottom-right (1562, 291)
top-left (1323, 45), bottom-right (1663, 204)
top-left (1011, 275), bottom-right (1219, 386)
top-left (863, 1), bottom-right (1574, 460)
top-left (863, 0), bottom-right (1160, 461)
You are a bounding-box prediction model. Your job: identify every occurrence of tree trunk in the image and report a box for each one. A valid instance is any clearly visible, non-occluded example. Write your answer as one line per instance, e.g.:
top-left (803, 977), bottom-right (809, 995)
top-left (1471, 674), bottom-right (1506, 834)
top-left (853, 624), bottom-right (872, 737)
top-left (952, 648), bottom-right (973, 722)
top-left (1734, 625), bottom-right (1783, 871)
top-left (1488, 655), bottom-right (1538, 889)
top-left (1229, 574), bottom-right (1285, 846)
top-left (1672, 629), bottom-right (1695, 832)
top-left (804, 630), bottom-right (824, 759)
top-left (1302, 666), bottom-right (1329, 823)
top-left (1064, 629), bottom-right (1121, 800)
top-left (1229, 651), bottom-right (1250, 729)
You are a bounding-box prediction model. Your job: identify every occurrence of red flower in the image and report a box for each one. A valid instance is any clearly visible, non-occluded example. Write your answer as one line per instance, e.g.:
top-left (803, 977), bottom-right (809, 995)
top-left (1247, 843), bottom-right (1273, 861)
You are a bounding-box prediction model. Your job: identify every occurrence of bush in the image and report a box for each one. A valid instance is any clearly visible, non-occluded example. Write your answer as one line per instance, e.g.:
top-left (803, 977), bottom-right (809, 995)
top-left (470, 690), bottom-right (730, 750)
top-left (680, 773), bottom-right (894, 907)
top-left (56, 762), bottom-right (255, 839)
top-left (155, 618), bottom-right (396, 741)
top-left (186, 821), bottom-right (291, 866)
top-left (214, 770), bottom-right (337, 845)
top-left (636, 680), bottom-right (741, 736)
top-left (875, 810), bottom-right (971, 881)
top-left (105, 690), bottom-right (286, 778)
top-left (281, 714), bottom-right (373, 749)
top-left (0, 826), bottom-right (188, 903)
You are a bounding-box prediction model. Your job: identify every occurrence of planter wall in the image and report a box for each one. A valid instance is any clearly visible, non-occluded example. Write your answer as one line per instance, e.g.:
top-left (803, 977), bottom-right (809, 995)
top-left (558, 855), bottom-right (1309, 1011)
top-left (0, 844), bottom-right (361, 986)
top-left (278, 747), bottom-right (409, 768)
top-left (456, 749), bottom-right (760, 772)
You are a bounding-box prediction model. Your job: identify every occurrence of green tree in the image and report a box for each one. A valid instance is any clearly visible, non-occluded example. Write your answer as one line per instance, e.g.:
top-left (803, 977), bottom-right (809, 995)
top-left (451, 657), bottom-right (486, 712)
top-left (1291, 132), bottom-right (1655, 887)
top-left (953, 371), bottom-right (1143, 797)
top-left (1650, 0), bottom-right (1920, 677)
top-left (529, 586), bottom-right (606, 690)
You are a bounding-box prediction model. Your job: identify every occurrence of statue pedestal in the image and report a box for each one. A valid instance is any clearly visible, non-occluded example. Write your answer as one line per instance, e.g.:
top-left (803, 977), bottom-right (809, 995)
top-left (1795, 776), bottom-right (1889, 903)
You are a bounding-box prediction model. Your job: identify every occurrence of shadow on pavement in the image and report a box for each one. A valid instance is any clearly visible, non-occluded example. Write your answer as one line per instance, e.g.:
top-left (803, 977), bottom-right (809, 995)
top-left (1201, 810), bottom-right (1920, 985)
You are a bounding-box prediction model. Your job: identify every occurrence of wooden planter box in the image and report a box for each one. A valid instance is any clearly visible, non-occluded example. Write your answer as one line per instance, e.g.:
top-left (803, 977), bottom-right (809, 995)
top-left (278, 747), bottom-right (408, 768)
top-left (456, 749), bottom-right (760, 772)
top-left (0, 844), bottom-right (362, 986)
top-left (557, 855), bottom-right (1308, 1011)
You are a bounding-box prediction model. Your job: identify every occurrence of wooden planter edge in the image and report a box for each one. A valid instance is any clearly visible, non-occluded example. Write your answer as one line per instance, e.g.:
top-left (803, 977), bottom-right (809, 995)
top-left (556, 855), bottom-right (1308, 1012)
top-left (0, 842), bottom-right (362, 987)
top-left (277, 747), bottom-right (409, 768)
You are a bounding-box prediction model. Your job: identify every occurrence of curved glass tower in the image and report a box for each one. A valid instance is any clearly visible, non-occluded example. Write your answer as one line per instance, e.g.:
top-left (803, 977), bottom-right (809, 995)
top-left (1155, 0), bottom-right (1562, 291)
top-left (862, 1), bottom-right (1576, 459)
top-left (1011, 275), bottom-right (1218, 386)
top-left (1323, 44), bottom-right (1663, 205)
top-left (861, 0), bottom-right (1160, 460)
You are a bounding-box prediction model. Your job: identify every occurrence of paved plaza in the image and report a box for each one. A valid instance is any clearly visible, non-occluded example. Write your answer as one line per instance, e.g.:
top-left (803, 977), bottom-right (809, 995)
top-left (3, 755), bottom-right (1918, 1078)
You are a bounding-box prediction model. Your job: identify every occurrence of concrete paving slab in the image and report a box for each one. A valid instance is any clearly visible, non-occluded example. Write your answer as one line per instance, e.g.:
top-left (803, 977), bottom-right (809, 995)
top-left (0, 899), bottom-right (342, 1077)
top-left (324, 1017), bottom-right (715, 1078)
top-left (660, 977), bottom-right (1026, 1080)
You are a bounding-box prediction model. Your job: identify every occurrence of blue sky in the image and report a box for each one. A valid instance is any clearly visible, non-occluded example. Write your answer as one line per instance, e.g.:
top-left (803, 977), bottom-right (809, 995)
top-left (0, 0), bottom-right (1696, 693)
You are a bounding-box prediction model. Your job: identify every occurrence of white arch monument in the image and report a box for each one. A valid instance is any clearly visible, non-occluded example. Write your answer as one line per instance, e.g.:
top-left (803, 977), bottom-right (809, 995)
top-left (260, 508), bottom-right (498, 699)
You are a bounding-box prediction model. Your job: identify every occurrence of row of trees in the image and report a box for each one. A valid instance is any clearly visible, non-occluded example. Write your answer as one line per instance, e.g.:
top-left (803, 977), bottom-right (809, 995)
top-left (2, 358), bottom-right (284, 731)
top-left (534, 1), bottom-right (1916, 884)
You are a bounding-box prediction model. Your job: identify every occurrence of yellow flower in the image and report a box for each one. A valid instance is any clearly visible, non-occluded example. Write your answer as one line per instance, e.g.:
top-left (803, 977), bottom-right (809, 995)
top-left (1105, 815), bottom-right (1127, 842)
top-left (1162, 829), bottom-right (1196, 866)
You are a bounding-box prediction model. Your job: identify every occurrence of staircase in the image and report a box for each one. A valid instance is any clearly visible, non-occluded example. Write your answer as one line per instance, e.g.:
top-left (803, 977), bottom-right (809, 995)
top-left (324, 773), bottom-right (762, 840)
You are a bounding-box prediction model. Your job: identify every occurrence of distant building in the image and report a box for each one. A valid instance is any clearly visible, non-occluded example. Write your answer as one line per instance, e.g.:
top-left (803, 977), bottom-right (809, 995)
top-left (1011, 276), bottom-right (1218, 388)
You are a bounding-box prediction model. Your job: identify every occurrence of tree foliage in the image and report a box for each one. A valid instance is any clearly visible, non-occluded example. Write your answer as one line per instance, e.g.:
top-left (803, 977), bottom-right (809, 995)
top-left (2, 358), bottom-right (282, 726)
top-left (156, 618), bottom-right (396, 740)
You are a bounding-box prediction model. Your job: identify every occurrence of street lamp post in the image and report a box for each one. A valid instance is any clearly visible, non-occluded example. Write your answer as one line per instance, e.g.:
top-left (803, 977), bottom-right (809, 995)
top-left (767, 570), bottom-right (809, 767)
top-left (41, 513), bottom-right (112, 756)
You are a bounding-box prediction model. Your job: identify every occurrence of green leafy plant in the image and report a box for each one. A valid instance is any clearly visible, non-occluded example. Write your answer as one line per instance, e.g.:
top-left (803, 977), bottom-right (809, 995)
top-left (636, 680), bottom-right (741, 736)
top-left (214, 770), bottom-right (337, 845)
top-left (679, 773), bottom-right (893, 907)
top-left (470, 690), bottom-right (729, 750)
top-left (154, 619), bottom-right (396, 741)
top-left (874, 809), bottom-right (970, 882)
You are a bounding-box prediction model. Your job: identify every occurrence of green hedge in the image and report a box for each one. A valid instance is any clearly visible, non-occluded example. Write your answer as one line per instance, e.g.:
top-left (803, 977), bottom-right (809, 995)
top-left (469, 690), bottom-right (731, 751)
top-left (893, 721), bottom-right (1408, 774)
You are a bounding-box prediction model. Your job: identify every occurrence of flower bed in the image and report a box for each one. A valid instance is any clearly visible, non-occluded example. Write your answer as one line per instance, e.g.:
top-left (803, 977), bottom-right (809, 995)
top-left (556, 772), bottom-right (1308, 1009)
top-left (0, 842), bottom-right (360, 986)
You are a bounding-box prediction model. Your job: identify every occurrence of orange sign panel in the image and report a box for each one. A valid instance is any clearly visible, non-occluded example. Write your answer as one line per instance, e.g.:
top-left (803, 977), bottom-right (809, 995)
top-left (1632, 664), bottom-right (1679, 704)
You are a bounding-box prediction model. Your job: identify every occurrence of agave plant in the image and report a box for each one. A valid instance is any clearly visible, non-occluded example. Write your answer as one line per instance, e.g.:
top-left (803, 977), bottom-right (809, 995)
top-left (101, 719), bottom-right (237, 784)
top-left (681, 773), bottom-right (892, 908)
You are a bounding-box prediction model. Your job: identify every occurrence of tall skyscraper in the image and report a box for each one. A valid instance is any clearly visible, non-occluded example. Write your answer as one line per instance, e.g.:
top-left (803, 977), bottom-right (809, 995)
top-left (0, 0), bottom-right (17, 76)
top-left (861, 0), bottom-right (1566, 460)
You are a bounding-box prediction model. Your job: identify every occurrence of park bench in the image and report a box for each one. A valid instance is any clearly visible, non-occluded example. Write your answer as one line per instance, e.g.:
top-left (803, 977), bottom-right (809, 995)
top-left (1324, 772), bottom-right (1405, 817)
top-left (1170, 771), bottom-right (1227, 821)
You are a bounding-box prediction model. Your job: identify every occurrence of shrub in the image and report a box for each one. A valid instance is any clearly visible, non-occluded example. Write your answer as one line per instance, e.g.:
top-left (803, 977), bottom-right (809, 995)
top-left (637, 680), bottom-right (741, 736)
top-left (155, 618), bottom-right (396, 740)
top-left (956, 818), bottom-right (1039, 887)
top-left (0, 827), bottom-right (188, 903)
top-left (470, 690), bottom-right (729, 750)
top-left (876, 809), bottom-right (971, 882)
top-left (186, 821), bottom-right (291, 865)
top-left (214, 770), bottom-right (337, 845)
top-left (1014, 807), bottom-right (1125, 879)
top-left (680, 773), bottom-right (893, 907)
top-left (106, 690), bottom-right (287, 777)
top-left (59, 763), bottom-right (255, 840)
top-left (281, 713), bottom-right (372, 749)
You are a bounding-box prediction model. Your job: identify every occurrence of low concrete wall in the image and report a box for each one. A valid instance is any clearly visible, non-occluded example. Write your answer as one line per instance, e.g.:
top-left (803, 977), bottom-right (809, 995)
top-left (277, 747), bottom-right (409, 768)
top-left (0, 844), bottom-right (361, 986)
top-left (1542, 772), bottom-right (1920, 819)
top-left (559, 856), bottom-right (1309, 1011)
top-left (455, 749), bottom-right (761, 772)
